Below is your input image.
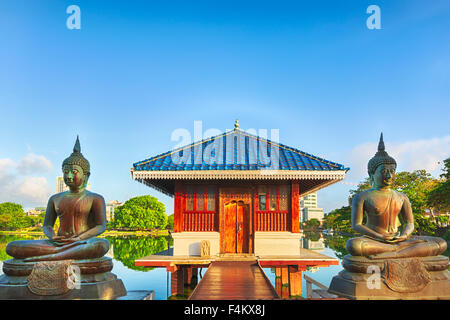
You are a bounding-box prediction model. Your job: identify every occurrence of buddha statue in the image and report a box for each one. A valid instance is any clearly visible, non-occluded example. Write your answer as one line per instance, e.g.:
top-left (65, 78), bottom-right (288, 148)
top-left (0, 137), bottom-right (126, 299)
top-left (6, 136), bottom-right (110, 262)
top-left (328, 134), bottom-right (449, 299)
top-left (346, 133), bottom-right (447, 259)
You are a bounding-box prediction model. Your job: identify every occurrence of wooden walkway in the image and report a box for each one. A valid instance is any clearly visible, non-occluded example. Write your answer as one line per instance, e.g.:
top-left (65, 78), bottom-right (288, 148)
top-left (188, 261), bottom-right (280, 300)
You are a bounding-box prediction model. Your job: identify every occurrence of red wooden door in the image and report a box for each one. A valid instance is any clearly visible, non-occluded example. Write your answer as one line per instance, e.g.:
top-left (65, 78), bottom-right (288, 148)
top-left (224, 201), bottom-right (237, 253)
top-left (224, 201), bottom-right (249, 253)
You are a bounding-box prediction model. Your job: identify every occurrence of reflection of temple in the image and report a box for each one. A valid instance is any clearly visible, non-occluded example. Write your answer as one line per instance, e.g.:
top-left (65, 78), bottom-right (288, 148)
top-left (132, 123), bottom-right (347, 298)
top-left (302, 237), bottom-right (325, 251)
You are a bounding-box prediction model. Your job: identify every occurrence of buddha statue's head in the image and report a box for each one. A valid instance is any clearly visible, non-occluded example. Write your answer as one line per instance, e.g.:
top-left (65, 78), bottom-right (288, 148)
top-left (62, 136), bottom-right (90, 190)
top-left (368, 133), bottom-right (397, 188)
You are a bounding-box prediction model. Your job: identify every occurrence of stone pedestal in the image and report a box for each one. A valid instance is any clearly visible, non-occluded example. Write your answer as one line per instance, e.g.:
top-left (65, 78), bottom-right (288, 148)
top-left (328, 255), bottom-right (450, 300)
top-left (0, 257), bottom-right (127, 300)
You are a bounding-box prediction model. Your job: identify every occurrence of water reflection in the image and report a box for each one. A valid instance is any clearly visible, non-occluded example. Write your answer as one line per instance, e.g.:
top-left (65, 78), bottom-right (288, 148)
top-left (106, 236), bottom-right (172, 272)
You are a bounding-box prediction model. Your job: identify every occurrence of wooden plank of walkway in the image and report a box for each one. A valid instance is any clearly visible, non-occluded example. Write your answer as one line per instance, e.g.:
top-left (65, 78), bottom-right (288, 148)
top-left (189, 261), bottom-right (280, 300)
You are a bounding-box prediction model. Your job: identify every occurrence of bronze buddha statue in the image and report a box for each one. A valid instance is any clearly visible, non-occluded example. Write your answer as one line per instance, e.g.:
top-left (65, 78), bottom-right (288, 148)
top-left (346, 133), bottom-right (446, 259)
top-left (328, 134), bottom-right (449, 299)
top-left (0, 137), bottom-right (127, 299)
top-left (6, 137), bottom-right (109, 262)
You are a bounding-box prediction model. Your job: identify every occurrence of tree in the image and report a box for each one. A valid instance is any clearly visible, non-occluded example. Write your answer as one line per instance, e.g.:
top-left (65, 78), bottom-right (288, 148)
top-left (393, 170), bottom-right (439, 235)
top-left (304, 218), bottom-right (320, 229)
top-left (427, 158), bottom-right (450, 213)
top-left (112, 196), bottom-right (167, 231)
top-left (0, 202), bottom-right (30, 230)
top-left (167, 214), bottom-right (174, 231)
top-left (323, 206), bottom-right (353, 234)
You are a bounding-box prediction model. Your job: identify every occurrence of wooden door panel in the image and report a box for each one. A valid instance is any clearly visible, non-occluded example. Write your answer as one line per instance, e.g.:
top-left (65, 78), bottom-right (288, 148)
top-left (224, 202), bottom-right (237, 253)
top-left (236, 202), bottom-right (249, 253)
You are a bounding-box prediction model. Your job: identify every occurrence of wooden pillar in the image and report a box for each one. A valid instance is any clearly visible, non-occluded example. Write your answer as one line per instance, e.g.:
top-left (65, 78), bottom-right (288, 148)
top-left (275, 268), bottom-right (282, 296)
top-left (281, 267), bottom-right (290, 299)
top-left (289, 266), bottom-right (302, 297)
top-left (184, 266), bottom-right (192, 287)
top-left (170, 267), bottom-right (185, 296)
top-left (190, 267), bottom-right (198, 287)
top-left (291, 181), bottom-right (299, 233)
top-left (174, 182), bottom-right (183, 232)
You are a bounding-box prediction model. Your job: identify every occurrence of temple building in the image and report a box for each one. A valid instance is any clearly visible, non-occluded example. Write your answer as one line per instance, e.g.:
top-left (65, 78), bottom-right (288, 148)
top-left (131, 123), bottom-right (348, 257)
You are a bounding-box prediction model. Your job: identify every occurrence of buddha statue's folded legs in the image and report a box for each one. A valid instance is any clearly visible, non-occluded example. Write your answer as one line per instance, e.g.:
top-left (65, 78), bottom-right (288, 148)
top-left (346, 235), bottom-right (447, 260)
top-left (6, 238), bottom-right (110, 262)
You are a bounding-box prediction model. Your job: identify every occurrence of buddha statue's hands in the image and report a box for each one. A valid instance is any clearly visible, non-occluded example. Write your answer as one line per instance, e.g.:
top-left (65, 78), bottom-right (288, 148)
top-left (384, 232), bottom-right (408, 243)
top-left (50, 235), bottom-right (84, 246)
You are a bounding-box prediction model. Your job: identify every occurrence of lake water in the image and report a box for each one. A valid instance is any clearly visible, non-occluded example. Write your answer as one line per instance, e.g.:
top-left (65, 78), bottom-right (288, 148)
top-left (0, 233), bottom-right (349, 300)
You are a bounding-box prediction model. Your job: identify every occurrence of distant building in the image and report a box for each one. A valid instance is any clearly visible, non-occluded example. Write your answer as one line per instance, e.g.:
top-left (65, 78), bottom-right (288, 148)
top-left (56, 177), bottom-right (69, 193)
top-left (299, 192), bottom-right (324, 225)
top-left (424, 209), bottom-right (450, 227)
top-left (56, 176), bottom-right (91, 193)
top-left (106, 200), bottom-right (123, 222)
top-left (26, 208), bottom-right (45, 216)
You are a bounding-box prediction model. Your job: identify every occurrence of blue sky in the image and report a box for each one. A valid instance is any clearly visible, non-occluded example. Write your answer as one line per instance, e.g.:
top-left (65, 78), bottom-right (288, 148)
top-left (0, 0), bottom-right (449, 213)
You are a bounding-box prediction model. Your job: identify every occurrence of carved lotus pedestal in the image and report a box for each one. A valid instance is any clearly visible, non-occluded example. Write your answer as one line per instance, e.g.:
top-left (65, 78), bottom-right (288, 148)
top-left (0, 257), bottom-right (127, 300)
top-left (328, 255), bottom-right (450, 300)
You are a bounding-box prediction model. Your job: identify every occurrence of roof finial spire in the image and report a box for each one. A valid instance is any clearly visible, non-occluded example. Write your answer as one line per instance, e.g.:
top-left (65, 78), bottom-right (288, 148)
top-left (234, 119), bottom-right (239, 130)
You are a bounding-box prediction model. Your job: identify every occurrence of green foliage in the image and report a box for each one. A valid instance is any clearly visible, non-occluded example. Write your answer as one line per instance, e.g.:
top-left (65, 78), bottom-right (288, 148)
top-left (112, 196), bottom-right (168, 231)
top-left (323, 206), bottom-right (353, 234)
top-left (393, 170), bottom-right (439, 235)
top-left (443, 230), bottom-right (450, 242)
top-left (167, 214), bottom-right (174, 231)
top-left (303, 231), bottom-right (321, 242)
top-left (0, 202), bottom-right (30, 230)
top-left (428, 158), bottom-right (450, 213)
top-left (0, 235), bottom-right (41, 261)
top-left (304, 218), bottom-right (320, 229)
top-left (323, 235), bottom-right (351, 259)
top-left (107, 236), bottom-right (169, 271)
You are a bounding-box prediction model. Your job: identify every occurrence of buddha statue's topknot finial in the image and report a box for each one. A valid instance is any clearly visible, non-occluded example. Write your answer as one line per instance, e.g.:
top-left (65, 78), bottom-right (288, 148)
top-left (62, 135), bottom-right (90, 174)
top-left (367, 133), bottom-right (397, 175)
top-left (378, 132), bottom-right (385, 152)
top-left (73, 135), bottom-right (81, 153)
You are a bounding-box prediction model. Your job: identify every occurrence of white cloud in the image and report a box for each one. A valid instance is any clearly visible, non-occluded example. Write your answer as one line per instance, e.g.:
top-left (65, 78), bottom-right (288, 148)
top-left (0, 154), bottom-right (53, 208)
top-left (16, 153), bottom-right (52, 174)
top-left (346, 135), bottom-right (450, 183)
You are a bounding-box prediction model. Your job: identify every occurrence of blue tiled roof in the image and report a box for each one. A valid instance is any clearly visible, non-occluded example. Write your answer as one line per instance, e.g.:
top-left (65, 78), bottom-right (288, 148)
top-left (133, 129), bottom-right (348, 172)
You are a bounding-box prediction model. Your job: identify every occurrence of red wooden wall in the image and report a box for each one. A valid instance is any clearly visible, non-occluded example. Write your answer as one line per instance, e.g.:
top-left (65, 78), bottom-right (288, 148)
top-left (173, 181), bottom-right (300, 233)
